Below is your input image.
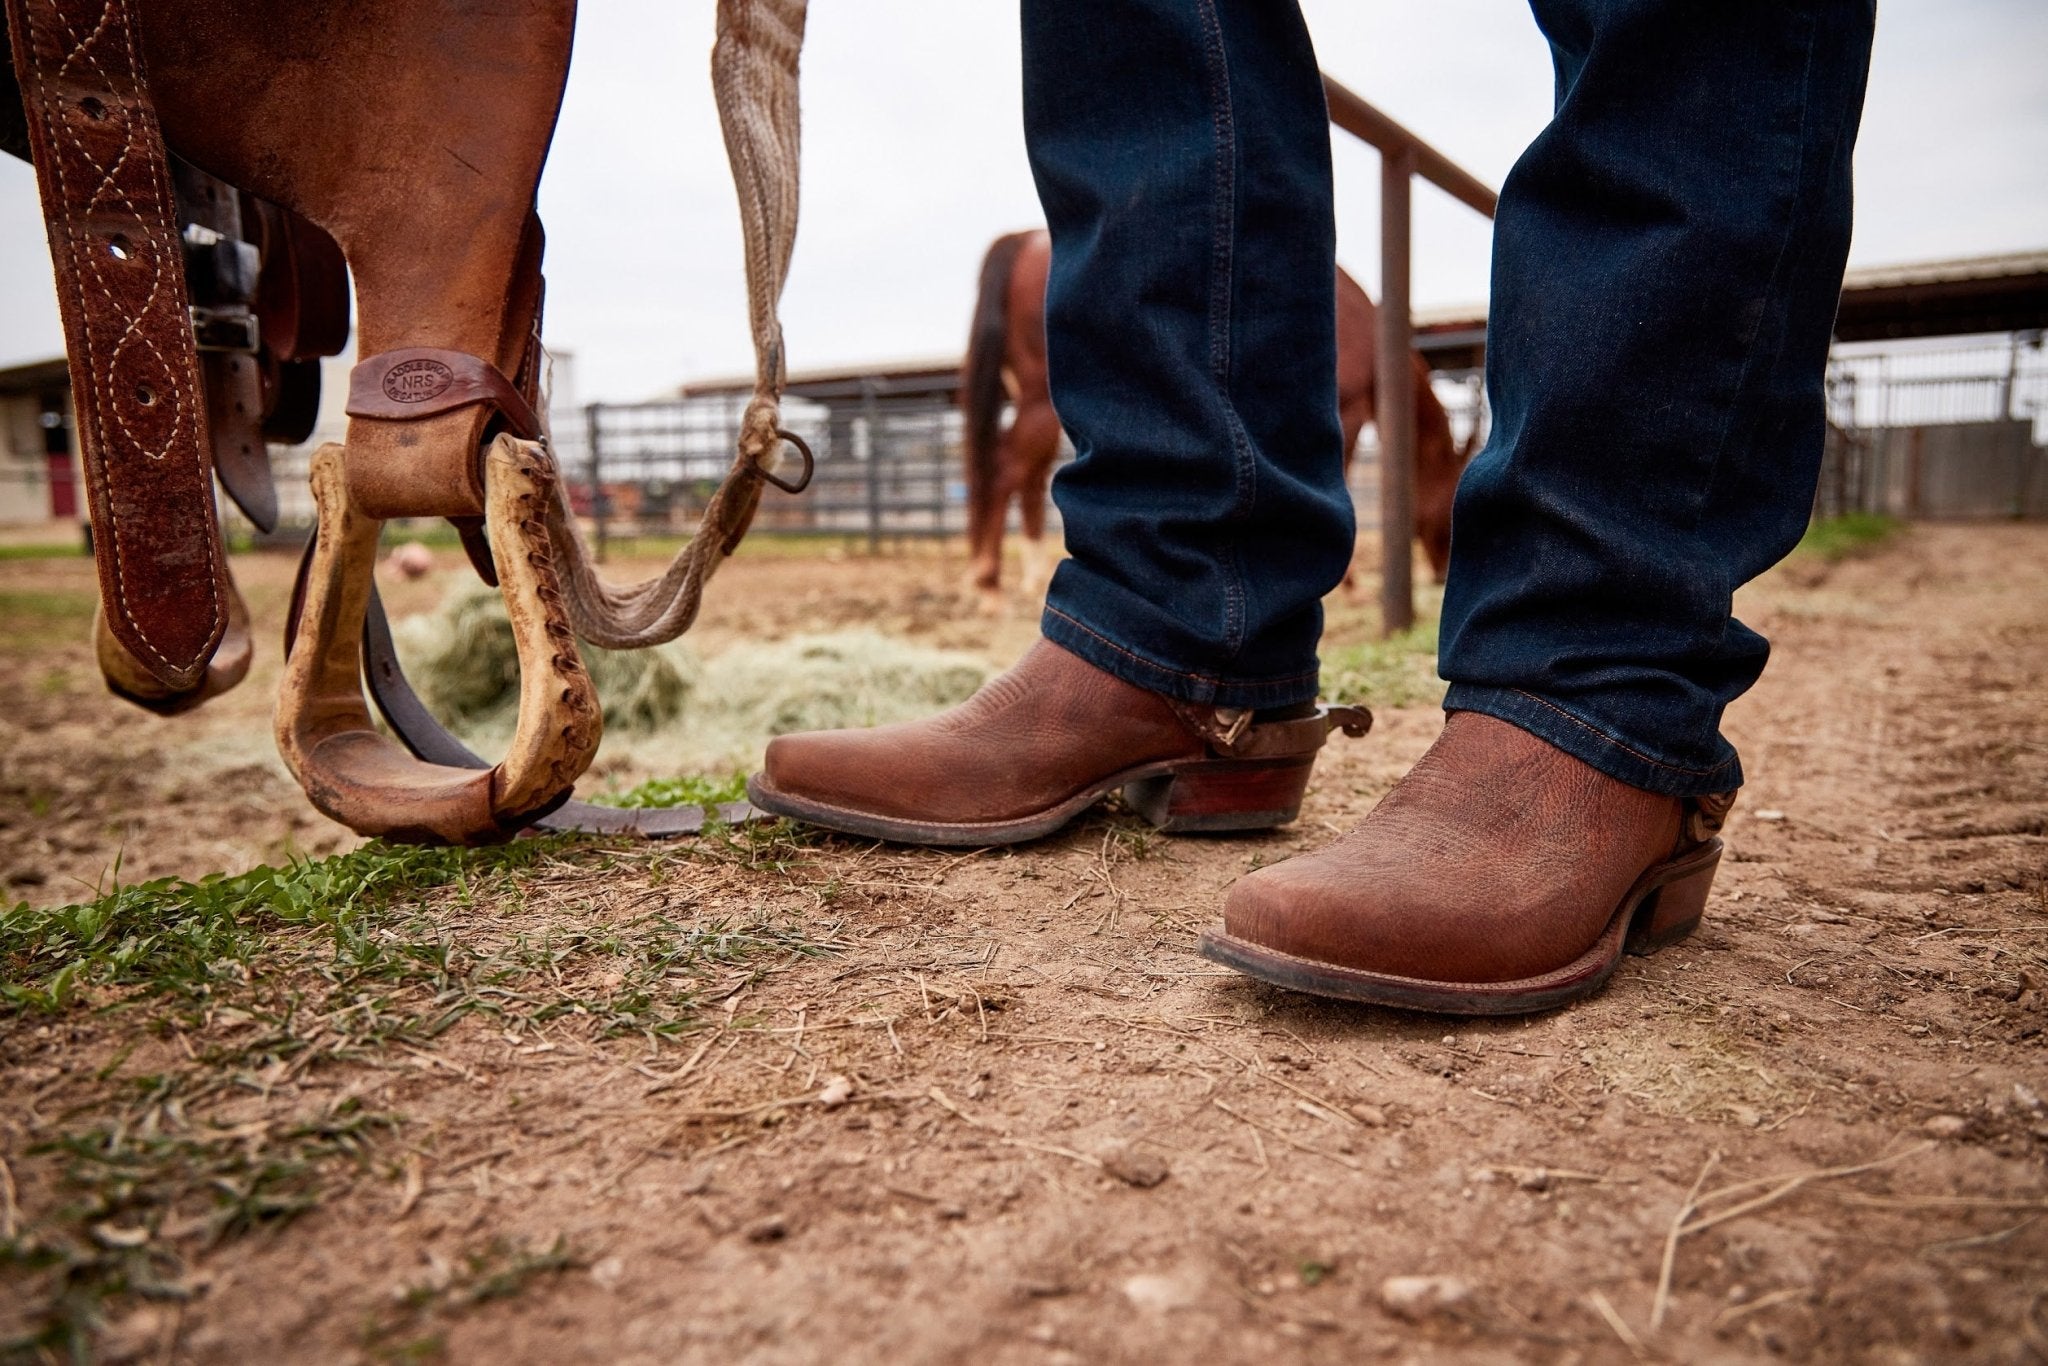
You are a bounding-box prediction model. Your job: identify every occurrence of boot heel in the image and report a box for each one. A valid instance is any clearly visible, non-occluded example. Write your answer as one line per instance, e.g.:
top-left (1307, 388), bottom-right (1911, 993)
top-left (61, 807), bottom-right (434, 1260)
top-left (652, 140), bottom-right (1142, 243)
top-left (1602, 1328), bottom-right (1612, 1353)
top-left (1122, 757), bottom-right (1315, 834)
top-left (1625, 840), bottom-right (1721, 956)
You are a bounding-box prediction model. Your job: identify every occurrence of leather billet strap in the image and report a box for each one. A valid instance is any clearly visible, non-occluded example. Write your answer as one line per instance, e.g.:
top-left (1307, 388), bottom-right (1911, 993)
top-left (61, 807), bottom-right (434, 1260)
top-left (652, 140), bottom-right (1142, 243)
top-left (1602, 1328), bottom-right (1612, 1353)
top-left (277, 437), bottom-right (601, 844)
top-left (94, 572), bottom-right (251, 716)
top-left (6, 0), bottom-right (228, 691)
top-left (347, 347), bottom-right (542, 440)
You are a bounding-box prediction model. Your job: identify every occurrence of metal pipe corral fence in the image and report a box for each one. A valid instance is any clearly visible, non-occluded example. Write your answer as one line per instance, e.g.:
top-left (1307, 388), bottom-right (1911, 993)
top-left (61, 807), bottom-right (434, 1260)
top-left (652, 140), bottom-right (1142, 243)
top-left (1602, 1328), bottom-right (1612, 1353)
top-left (1322, 72), bottom-right (1498, 635)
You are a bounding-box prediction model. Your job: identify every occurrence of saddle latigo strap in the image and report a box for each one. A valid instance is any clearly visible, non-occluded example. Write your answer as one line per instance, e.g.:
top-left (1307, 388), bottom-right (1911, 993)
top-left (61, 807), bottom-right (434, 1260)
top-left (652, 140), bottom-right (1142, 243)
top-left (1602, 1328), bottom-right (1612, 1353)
top-left (5, 0), bottom-right (228, 690)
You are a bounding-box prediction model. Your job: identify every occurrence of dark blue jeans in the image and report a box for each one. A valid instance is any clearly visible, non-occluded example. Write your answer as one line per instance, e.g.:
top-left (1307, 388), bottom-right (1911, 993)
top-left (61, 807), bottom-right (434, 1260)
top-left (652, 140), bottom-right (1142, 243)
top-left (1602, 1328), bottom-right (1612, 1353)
top-left (1023, 0), bottom-right (1874, 796)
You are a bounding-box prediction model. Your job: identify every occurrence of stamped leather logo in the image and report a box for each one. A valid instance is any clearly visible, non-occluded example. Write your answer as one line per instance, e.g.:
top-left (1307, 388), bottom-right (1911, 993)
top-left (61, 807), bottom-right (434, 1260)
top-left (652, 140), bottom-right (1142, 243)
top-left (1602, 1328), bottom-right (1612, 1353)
top-left (383, 358), bottom-right (455, 404)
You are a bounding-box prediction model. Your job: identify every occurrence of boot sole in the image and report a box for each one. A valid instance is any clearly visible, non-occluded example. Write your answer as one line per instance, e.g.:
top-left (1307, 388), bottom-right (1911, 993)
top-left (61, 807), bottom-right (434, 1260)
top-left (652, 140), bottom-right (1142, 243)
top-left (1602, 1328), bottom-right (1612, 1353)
top-left (1197, 838), bottom-right (1722, 1016)
top-left (745, 753), bottom-right (1317, 848)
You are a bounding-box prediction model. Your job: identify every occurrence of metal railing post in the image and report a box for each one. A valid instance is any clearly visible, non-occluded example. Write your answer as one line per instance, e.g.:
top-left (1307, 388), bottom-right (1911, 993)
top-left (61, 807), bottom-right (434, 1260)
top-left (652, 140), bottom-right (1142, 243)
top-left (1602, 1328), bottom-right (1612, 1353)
top-left (1378, 146), bottom-right (1417, 636)
top-left (1319, 72), bottom-right (1498, 637)
top-left (862, 378), bottom-right (883, 555)
top-left (584, 401), bottom-right (607, 563)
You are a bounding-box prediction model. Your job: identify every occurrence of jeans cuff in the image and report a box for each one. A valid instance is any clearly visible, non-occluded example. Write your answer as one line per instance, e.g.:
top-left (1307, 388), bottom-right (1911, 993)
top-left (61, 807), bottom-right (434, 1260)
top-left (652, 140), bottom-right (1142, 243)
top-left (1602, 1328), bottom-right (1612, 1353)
top-left (1441, 683), bottom-right (1745, 798)
top-left (1040, 605), bottom-right (1322, 710)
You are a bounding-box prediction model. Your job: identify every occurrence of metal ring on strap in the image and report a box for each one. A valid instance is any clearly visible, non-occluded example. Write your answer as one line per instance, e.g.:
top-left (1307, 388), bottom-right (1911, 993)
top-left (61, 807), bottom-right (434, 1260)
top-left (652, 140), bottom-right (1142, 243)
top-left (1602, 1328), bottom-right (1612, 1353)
top-left (761, 427), bottom-right (814, 494)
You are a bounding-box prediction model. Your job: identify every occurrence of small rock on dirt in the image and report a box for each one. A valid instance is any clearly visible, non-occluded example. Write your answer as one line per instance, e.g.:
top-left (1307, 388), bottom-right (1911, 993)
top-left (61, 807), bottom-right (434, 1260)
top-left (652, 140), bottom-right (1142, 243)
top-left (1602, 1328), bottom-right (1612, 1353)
top-left (818, 1074), bottom-right (855, 1109)
top-left (1122, 1272), bottom-right (1200, 1314)
top-left (1101, 1145), bottom-right (1169, 1188)
top-left (1380, 1275), bottom-right (1472, 1321)
top-left (1350, 1103), bottom-right (1387, 1127)
top-left (1923, 1114), bottom-right (1970, 1139)
top-left (744, 1215), bottom-right (789, 1243)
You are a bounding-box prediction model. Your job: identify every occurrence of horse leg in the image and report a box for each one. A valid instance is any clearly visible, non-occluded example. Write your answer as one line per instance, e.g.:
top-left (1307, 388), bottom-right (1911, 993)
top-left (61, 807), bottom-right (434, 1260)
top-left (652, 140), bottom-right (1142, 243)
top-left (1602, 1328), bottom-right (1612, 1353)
top-left (1412, 357), bottom-right (1462, 583)
top-left (971, 442), bottom-right (1020, 617)
top-left (1338, 395), bottom-right (1374, 598)
top-left (1416, 438), bottom-right (1456, 584)
top-left (964, 476), bottom-right (1004, 603)
top-left (1011, 401), bottom-right (1064, 602)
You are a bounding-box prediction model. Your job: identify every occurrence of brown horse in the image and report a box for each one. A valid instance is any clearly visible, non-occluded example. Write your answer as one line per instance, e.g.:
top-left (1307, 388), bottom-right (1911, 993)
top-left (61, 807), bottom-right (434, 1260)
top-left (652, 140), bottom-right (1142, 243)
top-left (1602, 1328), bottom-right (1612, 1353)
top-left (962, 229), bottom-right (1476, 611)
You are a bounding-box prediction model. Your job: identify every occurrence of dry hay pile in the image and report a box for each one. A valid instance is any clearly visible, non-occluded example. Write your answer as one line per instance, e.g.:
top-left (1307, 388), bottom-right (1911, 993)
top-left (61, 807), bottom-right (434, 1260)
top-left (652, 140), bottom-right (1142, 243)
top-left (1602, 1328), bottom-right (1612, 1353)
top-left (392, 584), bottom-right (988, 773)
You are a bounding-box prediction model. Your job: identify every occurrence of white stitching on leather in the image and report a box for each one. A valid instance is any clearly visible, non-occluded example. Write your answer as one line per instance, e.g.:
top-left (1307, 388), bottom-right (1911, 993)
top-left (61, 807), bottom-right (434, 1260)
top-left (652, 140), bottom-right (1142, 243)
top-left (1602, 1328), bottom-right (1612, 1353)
top-left (23, 0), bottom-right (223, 673)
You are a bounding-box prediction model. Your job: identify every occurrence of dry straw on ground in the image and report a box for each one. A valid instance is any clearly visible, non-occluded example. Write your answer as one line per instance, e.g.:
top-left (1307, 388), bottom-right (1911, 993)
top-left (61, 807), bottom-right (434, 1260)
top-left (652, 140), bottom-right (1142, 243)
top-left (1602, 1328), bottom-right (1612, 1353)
top-left (394, 582), bottom-right (990, 771)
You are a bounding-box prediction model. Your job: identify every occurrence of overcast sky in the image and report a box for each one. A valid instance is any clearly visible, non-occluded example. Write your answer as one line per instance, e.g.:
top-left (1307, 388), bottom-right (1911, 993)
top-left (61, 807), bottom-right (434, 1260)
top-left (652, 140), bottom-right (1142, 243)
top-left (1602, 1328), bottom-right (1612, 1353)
top-left (3, 1), bottom-right (2044, 401)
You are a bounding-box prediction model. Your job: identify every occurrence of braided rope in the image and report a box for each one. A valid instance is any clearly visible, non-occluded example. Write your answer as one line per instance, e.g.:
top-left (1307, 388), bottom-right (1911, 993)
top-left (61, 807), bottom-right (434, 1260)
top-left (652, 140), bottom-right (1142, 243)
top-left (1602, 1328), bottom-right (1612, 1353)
top-left (544, 0), bottom-right (808, 650)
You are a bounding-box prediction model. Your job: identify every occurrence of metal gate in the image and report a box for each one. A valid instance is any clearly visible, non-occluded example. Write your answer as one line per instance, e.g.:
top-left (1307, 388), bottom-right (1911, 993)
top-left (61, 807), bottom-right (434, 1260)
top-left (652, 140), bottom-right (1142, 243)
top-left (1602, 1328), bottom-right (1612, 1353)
top-left (1818, 334), bottom-right (2048, 520)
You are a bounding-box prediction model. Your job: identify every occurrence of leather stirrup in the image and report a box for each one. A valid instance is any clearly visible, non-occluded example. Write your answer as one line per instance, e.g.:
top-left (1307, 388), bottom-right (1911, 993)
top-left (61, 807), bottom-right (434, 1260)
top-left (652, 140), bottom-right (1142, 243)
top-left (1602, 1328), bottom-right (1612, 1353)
top-left (275, 437), bottom-right (601, 844)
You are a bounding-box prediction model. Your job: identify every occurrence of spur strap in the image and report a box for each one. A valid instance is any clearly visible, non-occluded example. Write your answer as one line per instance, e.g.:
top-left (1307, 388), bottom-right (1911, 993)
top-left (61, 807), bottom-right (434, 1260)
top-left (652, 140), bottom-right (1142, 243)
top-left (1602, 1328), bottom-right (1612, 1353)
top-left (1167, 700), bottom-right (1375, 760)
top-left (347, 347), bottom-right (541, 440)
top-left (6, 0), bottom-right (228, 690)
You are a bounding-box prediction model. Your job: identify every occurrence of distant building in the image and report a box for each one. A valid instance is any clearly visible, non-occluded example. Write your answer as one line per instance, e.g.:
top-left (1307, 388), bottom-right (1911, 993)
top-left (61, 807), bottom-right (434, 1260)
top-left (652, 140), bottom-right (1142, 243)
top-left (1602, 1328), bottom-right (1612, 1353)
top-left (0, 357), bottom-right (80, 528)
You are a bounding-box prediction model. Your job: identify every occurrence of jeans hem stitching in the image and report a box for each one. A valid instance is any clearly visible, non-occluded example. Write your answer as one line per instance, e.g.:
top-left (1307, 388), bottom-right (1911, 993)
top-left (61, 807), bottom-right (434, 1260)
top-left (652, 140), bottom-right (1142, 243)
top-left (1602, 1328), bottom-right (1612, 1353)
top-left (1044, 605), bottom-right (1320, 691)
top-left (1497, 687), bottom-right (1739, 783)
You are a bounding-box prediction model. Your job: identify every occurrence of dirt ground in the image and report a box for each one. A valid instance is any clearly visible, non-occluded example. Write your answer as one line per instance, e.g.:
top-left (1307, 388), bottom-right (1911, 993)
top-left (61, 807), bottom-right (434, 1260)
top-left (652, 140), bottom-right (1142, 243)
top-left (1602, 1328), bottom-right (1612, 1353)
top-left (2, 523), bottom-right (2045, 1363)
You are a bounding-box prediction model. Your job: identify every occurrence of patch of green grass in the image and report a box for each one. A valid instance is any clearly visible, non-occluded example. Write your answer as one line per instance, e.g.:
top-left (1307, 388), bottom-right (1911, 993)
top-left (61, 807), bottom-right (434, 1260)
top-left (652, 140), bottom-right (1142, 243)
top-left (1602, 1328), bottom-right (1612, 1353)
top-left (0, 541), bottom-right (88, 562)
top-left (0, 838), bottom-right (567, 1018)
top-left (1, 832), bottom-right (833, 1042)
top-left (0, 587), bottom-right (98, 651)
top-left (590, 770), bottom-right (749, 813)
top-left (0, 827), bottom-right (835, 1356)
top-left (1323, 619), bottom-right (1443, 709)
top-left (1795, 512), bottom-right (1901, 562)
top-left (2, 1093), bottom-right (397, 1360)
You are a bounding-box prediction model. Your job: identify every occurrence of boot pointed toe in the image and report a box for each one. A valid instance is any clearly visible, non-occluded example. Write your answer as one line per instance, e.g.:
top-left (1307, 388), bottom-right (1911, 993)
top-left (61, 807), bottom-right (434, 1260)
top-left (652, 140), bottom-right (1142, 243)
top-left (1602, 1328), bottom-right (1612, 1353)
top-left (1204, 712), bottom-right (1737, 1014)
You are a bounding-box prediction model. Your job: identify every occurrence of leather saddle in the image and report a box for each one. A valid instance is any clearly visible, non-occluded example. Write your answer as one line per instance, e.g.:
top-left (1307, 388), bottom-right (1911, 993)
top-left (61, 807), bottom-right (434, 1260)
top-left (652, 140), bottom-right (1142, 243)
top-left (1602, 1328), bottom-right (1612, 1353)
top-left (4, 0), bottom-right (810, 843)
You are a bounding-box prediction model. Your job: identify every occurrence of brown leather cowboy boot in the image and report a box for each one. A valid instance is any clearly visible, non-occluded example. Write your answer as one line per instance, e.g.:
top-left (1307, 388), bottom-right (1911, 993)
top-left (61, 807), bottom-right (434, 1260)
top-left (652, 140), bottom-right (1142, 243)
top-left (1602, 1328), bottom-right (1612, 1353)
top-left (747, 639), bottom-right (1368, 846)
top-left (1201, 711), bottom-right (1734, 1015)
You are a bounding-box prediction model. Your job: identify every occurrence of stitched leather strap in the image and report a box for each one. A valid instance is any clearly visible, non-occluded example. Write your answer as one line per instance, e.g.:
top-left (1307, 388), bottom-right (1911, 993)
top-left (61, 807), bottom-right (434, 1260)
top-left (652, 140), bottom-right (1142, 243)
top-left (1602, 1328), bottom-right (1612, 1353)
top-left (6, 0), bottom-right (227, 690)
top-left (347, 346), bottom-right (541, 440)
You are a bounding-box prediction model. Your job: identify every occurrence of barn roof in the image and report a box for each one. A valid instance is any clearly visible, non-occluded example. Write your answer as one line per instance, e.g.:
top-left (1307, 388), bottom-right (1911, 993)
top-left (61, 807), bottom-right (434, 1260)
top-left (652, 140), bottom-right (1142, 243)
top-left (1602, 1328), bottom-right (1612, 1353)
top-left (0, 357), bottom-right (72, 398)
top-left (1833, 250), bottom-right (2048, 341)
